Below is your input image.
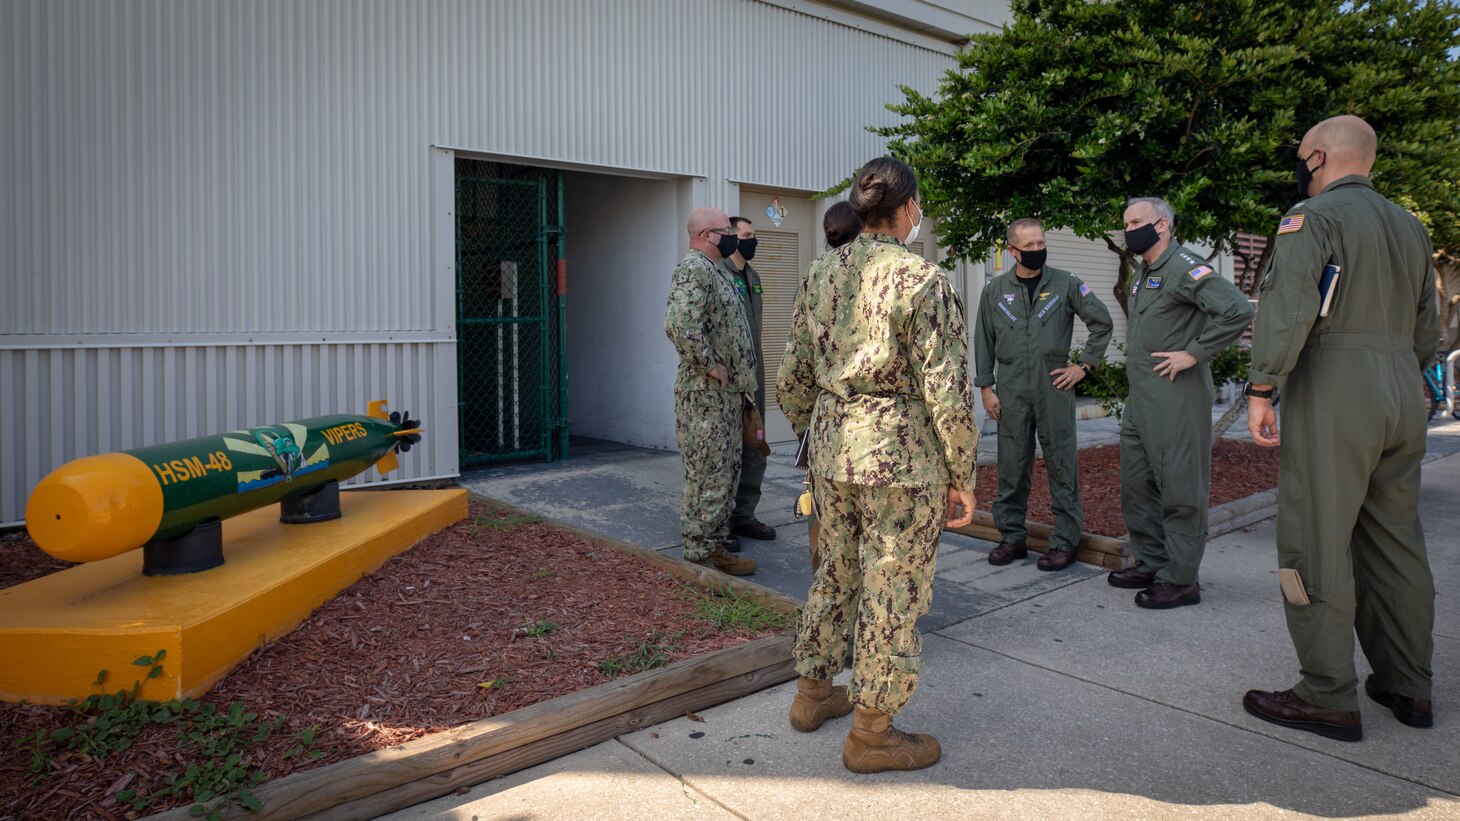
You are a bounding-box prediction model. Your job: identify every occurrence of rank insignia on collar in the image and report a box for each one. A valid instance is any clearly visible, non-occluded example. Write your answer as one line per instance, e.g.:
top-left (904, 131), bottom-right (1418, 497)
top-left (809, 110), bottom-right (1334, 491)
top-left (1145, 276), bottom-right (1164, 289)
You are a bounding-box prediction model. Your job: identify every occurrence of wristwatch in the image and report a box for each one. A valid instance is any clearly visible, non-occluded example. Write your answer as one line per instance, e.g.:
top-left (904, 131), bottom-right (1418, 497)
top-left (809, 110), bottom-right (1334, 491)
top-left (1243, 383), bottom-right (1275, 399)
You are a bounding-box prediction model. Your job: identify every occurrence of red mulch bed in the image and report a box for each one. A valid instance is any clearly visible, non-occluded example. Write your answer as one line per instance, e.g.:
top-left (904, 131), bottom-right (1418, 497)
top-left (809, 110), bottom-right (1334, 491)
top-left (0, 502), bottom-right (786, 821)
top-left (973, 440), bottom-right (1280, 537)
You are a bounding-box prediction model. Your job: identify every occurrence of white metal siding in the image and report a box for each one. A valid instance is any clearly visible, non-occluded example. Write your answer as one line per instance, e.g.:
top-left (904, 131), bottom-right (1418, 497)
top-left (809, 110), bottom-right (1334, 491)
top-left (0, 0), bottom-right (975, 526)
top-left (1043, 229), bottom-right (1129, 359)
top-left (0, 343), bottom-right (459, 524)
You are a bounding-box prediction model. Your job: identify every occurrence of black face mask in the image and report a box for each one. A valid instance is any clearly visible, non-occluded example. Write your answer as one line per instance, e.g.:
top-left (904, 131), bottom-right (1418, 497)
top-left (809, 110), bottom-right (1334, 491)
top-left (1014, 247), bottom-right (1046, 271)
top-left (715, 232), bottom-right (739, 258)
top-left (1124, 221), bottom-right (1162, 254)
top-left (1296, 150), bottom-right (1323, 200)
top-left (738, 237), bottom-right (758, 260)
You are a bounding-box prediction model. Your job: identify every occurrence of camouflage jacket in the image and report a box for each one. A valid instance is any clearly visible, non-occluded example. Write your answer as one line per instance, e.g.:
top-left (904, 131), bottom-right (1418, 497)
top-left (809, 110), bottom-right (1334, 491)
top-left (777, 233), bottom-right (978, 490)
top-left (664, 250), bottom-right (757, 392)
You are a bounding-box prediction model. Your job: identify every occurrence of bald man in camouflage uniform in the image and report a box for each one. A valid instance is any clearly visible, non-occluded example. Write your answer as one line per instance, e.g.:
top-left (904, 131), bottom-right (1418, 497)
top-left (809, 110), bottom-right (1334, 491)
top-left (665, 206), bottom-right (758, 576)
top-left (779, 159), bottom-right (977, 773)
top-left (1244, 115), bottom-right (1439, 742)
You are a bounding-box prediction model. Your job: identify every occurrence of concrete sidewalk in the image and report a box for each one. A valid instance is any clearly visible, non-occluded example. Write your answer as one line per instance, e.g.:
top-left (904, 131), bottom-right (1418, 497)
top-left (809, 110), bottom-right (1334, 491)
top-left (405, 416), bottom-right (1460, 820)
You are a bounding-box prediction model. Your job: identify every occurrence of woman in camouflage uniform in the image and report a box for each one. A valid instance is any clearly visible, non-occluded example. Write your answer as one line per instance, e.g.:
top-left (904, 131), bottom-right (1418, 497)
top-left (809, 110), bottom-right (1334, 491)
top-left (778, 157), bottom-right (978, 773)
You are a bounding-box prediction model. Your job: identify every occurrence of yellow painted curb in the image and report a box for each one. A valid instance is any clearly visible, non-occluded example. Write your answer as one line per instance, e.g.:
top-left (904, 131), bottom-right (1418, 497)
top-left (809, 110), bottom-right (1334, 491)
top-left (0, 488), bottom-right (468, 704)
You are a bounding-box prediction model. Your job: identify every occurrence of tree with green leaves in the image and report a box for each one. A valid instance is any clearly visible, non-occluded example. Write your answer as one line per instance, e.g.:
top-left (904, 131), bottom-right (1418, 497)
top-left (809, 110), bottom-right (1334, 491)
top-left (875, 0), bottom-right (1460, 314)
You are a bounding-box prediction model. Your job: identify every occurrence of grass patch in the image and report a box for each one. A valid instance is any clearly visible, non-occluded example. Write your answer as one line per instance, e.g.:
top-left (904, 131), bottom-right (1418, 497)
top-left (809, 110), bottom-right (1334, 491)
top-left (519, 620), bottom-right (559, 638)
top-left (688, 587), bottom-right (794, 633)
top-left (596, 631), bottom-right (680, 680)
top-left (461, 511), bottom-right (545, 536)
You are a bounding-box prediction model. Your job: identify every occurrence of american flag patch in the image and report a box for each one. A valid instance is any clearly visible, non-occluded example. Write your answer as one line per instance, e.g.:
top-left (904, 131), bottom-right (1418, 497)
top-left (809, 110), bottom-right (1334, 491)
top-left (1278, 214), bottom-right (1306, 234)
top-left (1188, 265), bottom-right (1214, 280)
top-left (1079, 283), bottom-right (1091, 296)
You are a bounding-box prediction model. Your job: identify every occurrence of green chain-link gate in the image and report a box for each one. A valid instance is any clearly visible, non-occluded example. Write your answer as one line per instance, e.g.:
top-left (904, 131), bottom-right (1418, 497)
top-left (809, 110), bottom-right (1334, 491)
top-left (456, 160), bottom-right (568, 466)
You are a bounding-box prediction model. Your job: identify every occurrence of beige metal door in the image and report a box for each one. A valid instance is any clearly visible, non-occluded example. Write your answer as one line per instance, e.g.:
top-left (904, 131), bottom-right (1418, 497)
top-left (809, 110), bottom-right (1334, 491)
top-left (739, 189), bottom-right (813, 444)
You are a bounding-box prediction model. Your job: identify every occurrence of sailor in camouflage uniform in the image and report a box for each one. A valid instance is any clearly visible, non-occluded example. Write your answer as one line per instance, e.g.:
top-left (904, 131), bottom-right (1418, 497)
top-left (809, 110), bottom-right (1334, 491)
top-left (664, 207), bottom-right (758, 576)
top-left (778, 158), bottom-right (977, 774)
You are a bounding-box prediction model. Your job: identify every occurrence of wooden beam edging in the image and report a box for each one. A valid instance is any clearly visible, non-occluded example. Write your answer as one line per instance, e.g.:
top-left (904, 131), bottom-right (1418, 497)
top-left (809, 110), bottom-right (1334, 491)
top-left (302, 659), bottom-right (796, 821)
top-left (945, 486), bottom-right (1280, 572)
top-left (946, 510), bottom-right (1127, 570)
top-left (468, 490), bottom-right (804, 615)
top-left (146, 635), bottom-right (795, 821)
top-left (1206, 488), bottom-right (1278, 539)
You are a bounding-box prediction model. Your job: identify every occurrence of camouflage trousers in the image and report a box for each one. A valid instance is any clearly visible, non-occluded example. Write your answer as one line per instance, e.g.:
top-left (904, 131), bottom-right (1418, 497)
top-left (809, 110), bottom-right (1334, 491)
top-left (794, 476), bottom-right (942, 715)
top-left (675, 388), bottom-right (743, 562)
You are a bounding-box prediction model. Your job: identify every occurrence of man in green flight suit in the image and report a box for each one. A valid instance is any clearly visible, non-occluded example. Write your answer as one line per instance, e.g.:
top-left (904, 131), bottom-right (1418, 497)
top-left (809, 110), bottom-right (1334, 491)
top-left (720, 216), bottom-right (777, 547)
top-left (1243, 115), bottom-right (1439, 742)
top-left (1107, 197), bottom-right (1255, 608)
top-left (976, 218), bottom-right (1113, 571)
top-left (664, 206), bottom-right (759, 577)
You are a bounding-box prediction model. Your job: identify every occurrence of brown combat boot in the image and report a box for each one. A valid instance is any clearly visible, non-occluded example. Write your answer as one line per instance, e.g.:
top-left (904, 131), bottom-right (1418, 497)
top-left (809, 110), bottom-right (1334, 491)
top-left (789, 676), bottom-right (853, 732)
top-left (842, 706), bottom-right (941, 773)
top-left (691, 545), bottom-right (756, 576)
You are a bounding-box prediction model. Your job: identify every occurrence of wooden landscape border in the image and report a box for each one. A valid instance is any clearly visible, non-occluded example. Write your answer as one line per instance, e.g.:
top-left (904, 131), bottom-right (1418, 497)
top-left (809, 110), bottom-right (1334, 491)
top-left (946, 486), bottom-right (1281, 571)
top-left (147, 492), bottom-right (801, 821)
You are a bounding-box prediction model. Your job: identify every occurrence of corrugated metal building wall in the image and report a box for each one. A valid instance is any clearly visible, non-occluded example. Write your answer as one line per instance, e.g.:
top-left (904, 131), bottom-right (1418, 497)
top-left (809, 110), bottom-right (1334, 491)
top-left (0, 0), bottom-right (989, 525)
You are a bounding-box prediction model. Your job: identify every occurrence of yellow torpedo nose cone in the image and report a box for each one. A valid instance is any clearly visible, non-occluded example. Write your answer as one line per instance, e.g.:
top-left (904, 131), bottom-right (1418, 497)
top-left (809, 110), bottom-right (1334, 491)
top-left (25, 453), bottom-right (164, 562)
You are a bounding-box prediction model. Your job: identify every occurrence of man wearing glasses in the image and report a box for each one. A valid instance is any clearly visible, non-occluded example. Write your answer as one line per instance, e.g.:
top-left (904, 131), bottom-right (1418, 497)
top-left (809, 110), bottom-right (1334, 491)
top-left (664, 207), bottom-right (759, 576)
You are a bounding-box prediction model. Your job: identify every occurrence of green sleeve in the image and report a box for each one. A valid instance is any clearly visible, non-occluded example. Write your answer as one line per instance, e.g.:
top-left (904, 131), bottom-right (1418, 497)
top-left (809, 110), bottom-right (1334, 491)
top-left (1415, 247), bottom-right (1441, 367)
top-left (775, 267), bottom-right (818, 433)
top-left (664, 258), bottom-right (714, 375)
top-left (1179, 269), bottom-right (1256, 365)
top-left (972, 281), bottom-right (998, 388)
top-left (1248, 217), bottom-right (1330, 387)
top-left (1071, 277), bottom-right (1114, 365)
top-left (908, 277), bottom-right (978, 492)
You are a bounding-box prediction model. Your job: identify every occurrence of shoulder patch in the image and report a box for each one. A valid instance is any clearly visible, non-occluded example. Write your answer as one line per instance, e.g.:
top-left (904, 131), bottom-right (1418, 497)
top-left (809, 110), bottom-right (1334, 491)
top-left (1188, 265), bottom-right (1214, 281)
top-left (1277, 214), bottom-right (1306, 234)
top-left (1079, 283), bottom-right (1091, 296)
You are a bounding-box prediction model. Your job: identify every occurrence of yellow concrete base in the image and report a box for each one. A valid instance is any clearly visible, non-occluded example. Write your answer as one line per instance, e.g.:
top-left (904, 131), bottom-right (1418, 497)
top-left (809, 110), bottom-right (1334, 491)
top-left (0, 488), bottom-right (468, 705)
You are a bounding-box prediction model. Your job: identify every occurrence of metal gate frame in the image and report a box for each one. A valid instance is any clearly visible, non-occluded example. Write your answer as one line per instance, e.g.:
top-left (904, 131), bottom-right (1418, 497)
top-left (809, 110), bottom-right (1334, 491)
top-left (455, 163), bottom-right (568, 467)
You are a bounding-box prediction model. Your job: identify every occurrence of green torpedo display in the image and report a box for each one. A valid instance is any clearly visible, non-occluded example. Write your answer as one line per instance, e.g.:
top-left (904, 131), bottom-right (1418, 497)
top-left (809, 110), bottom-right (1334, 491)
top-left (26, 402), bottom-right (422, 565)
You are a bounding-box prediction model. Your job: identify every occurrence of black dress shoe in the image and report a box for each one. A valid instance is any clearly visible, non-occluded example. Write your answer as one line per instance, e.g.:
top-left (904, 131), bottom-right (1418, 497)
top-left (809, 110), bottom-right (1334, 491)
top-left (1243, 688), bottom-right (1362, 742)
top-left (731, 519), bottom-right (777, 540)
top-left (1134, 581), bottom-right (1200, 609)
top-left (1365, 675), bottom-right (1433, 728)
top-left (1036, 549), bottom-right (1076, 571)
top-left (1107, 565), bottom-right (1156, 589)
top-left (987, 542), bottom-right (1028, 566)
top-left (722, 535), bottom-right (743, 553)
